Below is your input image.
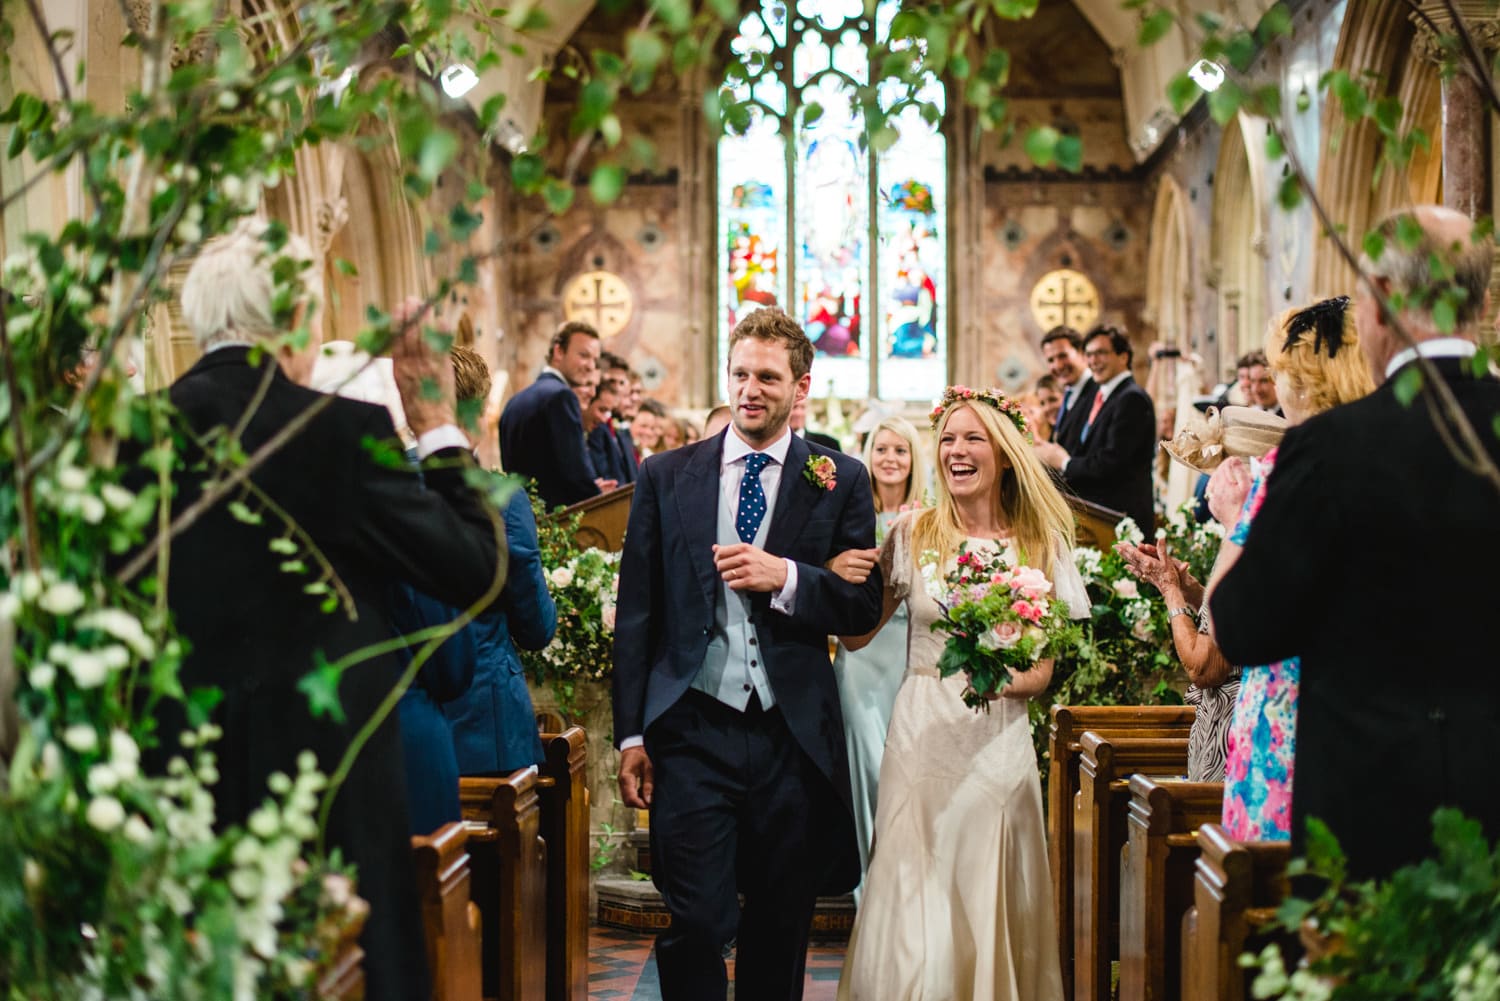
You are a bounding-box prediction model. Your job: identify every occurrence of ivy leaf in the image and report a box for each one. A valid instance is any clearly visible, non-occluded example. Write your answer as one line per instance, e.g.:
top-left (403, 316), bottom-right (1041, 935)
top-left (1255, 4), bottom-right (1292, 43)
top-left (416, 129), bottom-right (459, 182)
top-left (510, 152), bottom-right (545, 192)
top-left (1362, 230), bottom-right (1386, 263)
top-left (542, 178), bottom-right (575, 214)
top-left (1138, 9), bottom-right (1174, 47)
top-left (589, 164), bottom-right (625, 204)
top-left (1055, 134), bottom-right (1083, 173)
top-left (297, 655), bottom-right (346, 723)
top-left (1166, 72), bottom-right (1199, 115)
top-left (228, 500), bottom-right (262, 525)
top-left (1207, 81), bottom-right (1243, 126)
top-left (1432, 295), bottom-right (1457, 334)
top-left (1276, 173), bottom-right (1302, 211)
top-left (1393, 365), bottom-right (1423, 407)
top-left (1023, 125), bottom-right (1060, 168)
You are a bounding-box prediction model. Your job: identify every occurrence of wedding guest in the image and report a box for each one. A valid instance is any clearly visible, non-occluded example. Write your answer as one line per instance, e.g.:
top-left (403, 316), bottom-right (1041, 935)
top-left (828, 415), bottom-right (927, 904)
top-left (1033, 374), bottom-right (1062, 442)
top-left (702, 403), bottom-right (733, 439)
top-left (1212, 205), bottom-right (1500, 880)
top-left (1035, 325), bottom-right (1158, 532)
top-left (838, 387), bottom-right (1089, 1001)
top-left (140, 220), bottom-right (503, 1000)
top-left (1040, 325), bottom-right (1091, 450)
top-left (633, 398), bottom-right (667, 456)
top-left (443, 349), bottom-right (558, 778)
top-left (659, 410), bottom-right (686, 450)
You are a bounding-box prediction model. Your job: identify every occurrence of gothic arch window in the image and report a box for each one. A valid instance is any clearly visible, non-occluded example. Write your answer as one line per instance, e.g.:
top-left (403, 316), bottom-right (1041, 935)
top-left (717, 0), bottom-right (947, 402)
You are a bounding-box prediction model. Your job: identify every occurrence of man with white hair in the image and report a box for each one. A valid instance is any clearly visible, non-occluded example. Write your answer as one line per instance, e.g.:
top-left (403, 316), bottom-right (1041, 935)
top-left (1210, 204), bottom-right (1500, 881)
top-left (140, 218), bottom-right (503, 1000)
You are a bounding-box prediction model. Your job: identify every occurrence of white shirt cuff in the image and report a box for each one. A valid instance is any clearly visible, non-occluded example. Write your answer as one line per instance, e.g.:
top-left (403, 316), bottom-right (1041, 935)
top-left (770, 558), bottom-right (798, 615)
top-left (415, 424), bottom-right (470, 459)
top-left (620, 735), bottom-right (644, 750)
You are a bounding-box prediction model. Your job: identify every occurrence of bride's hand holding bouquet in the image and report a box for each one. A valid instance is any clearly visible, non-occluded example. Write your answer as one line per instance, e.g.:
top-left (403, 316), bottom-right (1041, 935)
top-left (923, 543), bottom-right (1084, 712)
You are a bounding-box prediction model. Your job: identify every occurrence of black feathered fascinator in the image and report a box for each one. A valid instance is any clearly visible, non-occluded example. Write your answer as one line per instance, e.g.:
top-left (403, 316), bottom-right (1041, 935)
top-left (1283, 295), bottom-right (1351, 358)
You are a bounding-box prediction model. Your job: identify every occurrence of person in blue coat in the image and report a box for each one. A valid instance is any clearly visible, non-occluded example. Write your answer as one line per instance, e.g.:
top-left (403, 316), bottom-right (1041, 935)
top-left (441, 346), bottom-right (561, 774)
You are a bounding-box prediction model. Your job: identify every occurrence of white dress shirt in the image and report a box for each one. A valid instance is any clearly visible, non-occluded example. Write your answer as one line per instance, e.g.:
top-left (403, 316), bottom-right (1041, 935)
top-left (1384, 337), bottom-right (1479, 380)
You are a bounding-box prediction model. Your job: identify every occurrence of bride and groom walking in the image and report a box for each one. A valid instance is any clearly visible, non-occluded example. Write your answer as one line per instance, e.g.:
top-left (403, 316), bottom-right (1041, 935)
top-left (612, 307), bottom-right (1086, 1001)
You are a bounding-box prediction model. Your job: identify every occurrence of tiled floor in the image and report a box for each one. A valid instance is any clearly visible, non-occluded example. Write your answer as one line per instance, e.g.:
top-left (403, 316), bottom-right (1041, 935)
top-left (589, 923), bottom-right (847, 1000)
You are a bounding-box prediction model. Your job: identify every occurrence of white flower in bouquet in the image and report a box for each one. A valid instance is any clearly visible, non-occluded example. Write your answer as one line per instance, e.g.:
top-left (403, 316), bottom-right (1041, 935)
top-left (1112, 578), bottom-right (1140, 599)
top-left (38, 580), bottom-right (87, 616)
top-left (1131, 617), bottom-right (1156, 642)
top-left (63, 724), bottom-right (98, 752)
top-left (549, 566), bottom-right (575, 588)
top-left (64, 648), bottom-right (110, 688)
top-left (1073, 547), bottom-right (1104, 581)
top-left (601, 602), bottom-right (617, 633)
top-left (977, 620), bottom-right (1023, 651)
top-left (79, 608), bottom-right (156, 658)
top-left (28, 663), bottom-right (56, 689)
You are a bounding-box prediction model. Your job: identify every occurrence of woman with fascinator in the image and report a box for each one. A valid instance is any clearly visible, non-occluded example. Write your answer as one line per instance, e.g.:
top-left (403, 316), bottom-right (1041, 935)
top-left (1118, 296), bottom-right (1373, 836)
top-left (836, 387), bottom-right (1090, 1001)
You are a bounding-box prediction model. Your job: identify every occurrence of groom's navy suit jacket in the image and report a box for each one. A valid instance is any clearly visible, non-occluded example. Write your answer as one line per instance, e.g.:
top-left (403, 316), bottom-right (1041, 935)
top-left (613, 428), bottom-right (884, 892)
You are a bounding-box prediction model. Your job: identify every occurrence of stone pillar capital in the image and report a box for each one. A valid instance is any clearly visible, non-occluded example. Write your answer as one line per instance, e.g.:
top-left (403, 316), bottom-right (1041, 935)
top-left (1411, 4), bottom-right (1500, 63)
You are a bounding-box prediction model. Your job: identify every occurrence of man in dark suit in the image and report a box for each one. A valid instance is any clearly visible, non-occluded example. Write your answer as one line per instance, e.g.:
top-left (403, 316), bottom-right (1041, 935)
top-left (612, 307), bottom-right (883, 1001)
top-left (586, 376), bottom-right (636, 485)
top-left (1034, 325), bottom-right (1157, 530)
top-left (1210, 205), bottom-right (1500, 881)
top-left (499, 320), bottom-right (612, 508)
top-left (1041, 324), bottom-right (1094, 452)
top-left (790, 396), bottom-right (842, 452)
top-left (144, 220), bottom-right (504, 1001)
top-left (599, 351), bottom-right (642, 479)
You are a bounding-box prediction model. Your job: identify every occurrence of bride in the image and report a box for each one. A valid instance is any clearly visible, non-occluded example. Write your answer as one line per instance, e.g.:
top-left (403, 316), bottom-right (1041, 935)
top-left (836, 386), bottom-right (1089, 1001)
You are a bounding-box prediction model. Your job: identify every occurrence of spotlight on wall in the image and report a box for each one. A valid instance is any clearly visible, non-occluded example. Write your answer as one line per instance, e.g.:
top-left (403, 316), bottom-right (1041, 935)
top-left (1188, 59), bottom-right (1225, 93)
top-left (440, 63), bottom-right (479, 99)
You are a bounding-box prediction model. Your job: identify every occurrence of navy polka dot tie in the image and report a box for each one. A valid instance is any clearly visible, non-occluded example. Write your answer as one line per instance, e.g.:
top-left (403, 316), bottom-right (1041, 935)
top-left (737, 452), bottom-right (772, 543)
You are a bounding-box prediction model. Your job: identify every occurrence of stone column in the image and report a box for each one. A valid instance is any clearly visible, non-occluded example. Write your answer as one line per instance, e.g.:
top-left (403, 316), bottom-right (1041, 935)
top-left (1414, 3), bottom-right (1500, 219)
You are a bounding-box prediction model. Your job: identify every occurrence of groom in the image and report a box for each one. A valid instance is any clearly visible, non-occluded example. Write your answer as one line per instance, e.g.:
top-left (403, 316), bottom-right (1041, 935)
top-left (613, 307), bottom-right (883, 1000)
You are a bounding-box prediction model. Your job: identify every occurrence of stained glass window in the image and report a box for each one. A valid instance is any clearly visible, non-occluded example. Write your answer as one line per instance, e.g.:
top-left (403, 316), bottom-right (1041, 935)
top-left (717, 0), bottom-right (947, 403)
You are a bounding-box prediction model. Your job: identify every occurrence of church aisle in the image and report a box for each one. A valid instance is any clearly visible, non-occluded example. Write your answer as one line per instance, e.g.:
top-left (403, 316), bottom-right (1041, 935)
top-left (589, 923), bottom-right (847, 999)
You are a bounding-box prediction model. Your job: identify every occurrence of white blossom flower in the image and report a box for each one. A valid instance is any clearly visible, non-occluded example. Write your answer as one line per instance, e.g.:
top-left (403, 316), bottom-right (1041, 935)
top-left (23, 858), bottom-right (44, 892)
top-left (15, 571), bottom-right (43, 602)
top-left (549, 567), bottom-right (574, 588)
top-left (110, 730), bottom-right (140, 778)
top-left (65, 649), bottom-right (110, 688)
top-left (248, 806), bottom-right (278, 839)
top-left (28, 663), bottom-right (56, 689)
top-left (40, 742), bottom-right (62, 779)
top-left (38, 580), bottom-right (86, 616)
top-left (63, 724), bottom-right (99, 752)
top-left (86, 795), bottom-right (126, 831)
top-left (87, 763), bottom-right (120, 793)
top-left (101, 483), bottom-right (135, 511)
top-left (57, 466), bottom-right (89, 491)
top-left (1115, 517), bottom-right (1145, 546)
top-left (77, 494), bottom-right (106, 524)
top-left (123, 814), bottom-right (153, 844)
top-left (78, 608), bottom-right (156, 658)
top-left (0, 592), bottom-right (19, 620)
top-left (1112, 579), bottom-right (1140, 599)
top-left (601, 603), bottom-right (617, 633)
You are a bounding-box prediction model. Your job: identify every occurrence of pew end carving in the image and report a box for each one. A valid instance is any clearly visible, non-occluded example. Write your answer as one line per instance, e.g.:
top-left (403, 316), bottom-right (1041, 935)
top-left (460, 769), bottom-right (549, 1001)
top-left (1180, 824), bottom-right (1292, 1001)
top-left (412, 822), bottom-right (484, 1001)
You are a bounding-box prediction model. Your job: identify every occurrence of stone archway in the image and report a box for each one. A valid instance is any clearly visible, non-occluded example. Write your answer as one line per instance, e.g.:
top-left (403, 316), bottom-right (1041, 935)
top-left (1211, 113), bottom-right (1270, 372)
top-left (1311, 0), bottom-right (1443, 298)
top-left (1145, 176), bottom-right (1192, 350)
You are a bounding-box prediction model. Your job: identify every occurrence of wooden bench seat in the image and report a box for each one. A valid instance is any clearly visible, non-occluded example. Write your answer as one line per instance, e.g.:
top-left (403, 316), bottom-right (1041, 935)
top-left (413, 822), bottom-right (484, 1001)
top-left (1180, 824), bottom-right (1291, 1001)
top-left (536, 728), bottom-right (589, 1001)
top-left (1048, 704), bottom-right (1196, 999)
top-left (1118, 775), bottom-right (1224, 1001)
top-left (1073, 730), bottom-right (1190, 1001)
top-left (460, 768), bottom-right (548, 1001)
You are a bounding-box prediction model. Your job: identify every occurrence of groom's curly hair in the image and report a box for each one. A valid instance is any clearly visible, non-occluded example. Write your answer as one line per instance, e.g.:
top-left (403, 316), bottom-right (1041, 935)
top-left (729, 307), bottom-right (815, 380)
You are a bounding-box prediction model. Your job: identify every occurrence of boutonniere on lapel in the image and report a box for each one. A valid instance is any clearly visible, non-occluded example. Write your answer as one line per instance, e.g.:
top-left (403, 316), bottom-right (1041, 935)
top-left (803, 454), bottom-right (837, 491)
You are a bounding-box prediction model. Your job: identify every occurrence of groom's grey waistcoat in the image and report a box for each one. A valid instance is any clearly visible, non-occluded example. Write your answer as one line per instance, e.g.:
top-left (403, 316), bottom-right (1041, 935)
top-left (691, 469), bottom-right (777, 710)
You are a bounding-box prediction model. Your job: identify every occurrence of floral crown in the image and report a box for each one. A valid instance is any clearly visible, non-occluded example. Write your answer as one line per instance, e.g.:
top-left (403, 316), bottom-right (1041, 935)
top-left (929, 385), bottom-right (1032, 440)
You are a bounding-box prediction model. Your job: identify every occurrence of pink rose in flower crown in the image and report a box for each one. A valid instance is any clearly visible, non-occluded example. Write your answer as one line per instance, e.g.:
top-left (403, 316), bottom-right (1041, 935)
top-left (1008, 565), bottom-right (1053, 602)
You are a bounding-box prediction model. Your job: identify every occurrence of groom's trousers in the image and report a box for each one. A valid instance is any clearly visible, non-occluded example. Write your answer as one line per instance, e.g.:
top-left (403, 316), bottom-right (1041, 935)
top-left (646, 688), bottom-right (839, 1001)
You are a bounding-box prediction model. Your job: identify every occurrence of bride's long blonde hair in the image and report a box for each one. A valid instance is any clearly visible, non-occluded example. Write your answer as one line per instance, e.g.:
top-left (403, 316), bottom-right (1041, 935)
top-left (910, 398), bottom-right (1075, 578)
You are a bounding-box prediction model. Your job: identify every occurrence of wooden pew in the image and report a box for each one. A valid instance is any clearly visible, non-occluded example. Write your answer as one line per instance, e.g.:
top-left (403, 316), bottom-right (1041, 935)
top-left (1073, 730), bottom-right (1190, 1001)
top-left (315, 911), bottom-right (366, 1000)
top-left (1049, 704), bottom-right (1196, 999)
top-left (412, 822), bottom-right (484, 1001)
top-left (1180, 824), bottom-right (1291, 1001)
top-left (1118, 775), bottom-right (1224, 1001)
top-left (460, 768), bottom-right (549, 1001)
top-left (554, 483), bottom-right (634, 552)
top-left (536, 728), bottom-right (589, 1001)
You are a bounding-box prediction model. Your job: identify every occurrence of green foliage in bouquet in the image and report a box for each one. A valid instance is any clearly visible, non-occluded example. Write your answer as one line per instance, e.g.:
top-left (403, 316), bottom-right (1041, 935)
top-left (1243, 809), bottom-right (1500, 1001)
top-left (521, 487), bottom-right (621, 718)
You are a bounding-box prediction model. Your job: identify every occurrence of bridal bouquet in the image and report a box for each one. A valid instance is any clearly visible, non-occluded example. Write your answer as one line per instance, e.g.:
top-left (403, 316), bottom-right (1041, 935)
top-left (922, 544), bottom-right (1083, 712)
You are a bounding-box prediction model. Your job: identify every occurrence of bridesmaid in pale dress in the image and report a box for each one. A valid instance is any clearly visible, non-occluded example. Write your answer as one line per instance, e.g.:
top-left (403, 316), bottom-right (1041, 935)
top-left (832, 416), bottom-right (927, 903)
top-left (837, 388), bottom-right (1089, 1001)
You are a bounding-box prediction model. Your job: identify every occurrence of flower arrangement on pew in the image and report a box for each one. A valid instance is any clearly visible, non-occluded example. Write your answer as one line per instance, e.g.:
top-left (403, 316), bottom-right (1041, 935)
top-left (921, 543), bottom-right (1084, 712)
top-left (521, 490), bottom-right (622, 716)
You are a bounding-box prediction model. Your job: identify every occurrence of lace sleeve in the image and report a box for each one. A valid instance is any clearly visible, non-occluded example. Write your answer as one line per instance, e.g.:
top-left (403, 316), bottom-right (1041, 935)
top-left (1052, 534), bottom-right (1091, 620)
top-left (879, 510), bottom-right (919, 601)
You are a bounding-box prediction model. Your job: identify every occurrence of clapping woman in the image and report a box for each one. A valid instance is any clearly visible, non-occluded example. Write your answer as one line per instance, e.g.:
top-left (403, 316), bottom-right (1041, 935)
top-left (837, 388), bottom-right (1088, 1001)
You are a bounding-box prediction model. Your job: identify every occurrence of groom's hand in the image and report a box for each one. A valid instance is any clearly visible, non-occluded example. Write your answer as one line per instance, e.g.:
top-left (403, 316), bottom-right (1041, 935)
top-left (619, 746), bottom-right (654, 808)
top-left (713, 543), bottom-right (788, 592)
